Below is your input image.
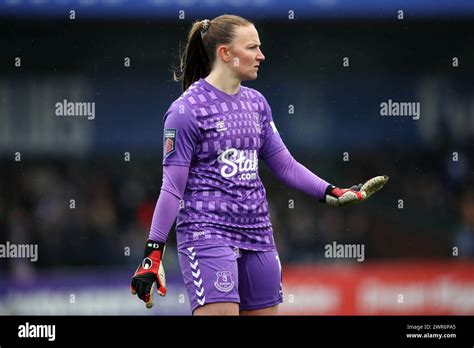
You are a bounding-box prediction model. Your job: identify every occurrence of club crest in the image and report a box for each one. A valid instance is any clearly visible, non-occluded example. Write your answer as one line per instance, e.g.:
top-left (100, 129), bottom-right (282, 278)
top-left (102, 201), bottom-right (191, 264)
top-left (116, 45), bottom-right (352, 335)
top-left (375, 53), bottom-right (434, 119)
top-left (214, 271), bottom-right (234, 292)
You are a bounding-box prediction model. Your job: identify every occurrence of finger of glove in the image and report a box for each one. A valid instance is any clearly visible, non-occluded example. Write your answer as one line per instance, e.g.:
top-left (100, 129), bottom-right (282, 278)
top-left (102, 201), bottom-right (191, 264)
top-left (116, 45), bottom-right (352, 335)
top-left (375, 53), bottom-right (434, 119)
top-left (361, 175), bottom-right (389, 198)
top-left (136, 281), bottom-right (153, 302)
top-left (325, 195), bottom-right (340, 206)
top-left (339, 191), bottom-right (362, 205)
top-left (157, 286), bottom-right (167, 296)
top-left (157, 280), bottom-right (167, 297)
top-left (145, 282), bottom-right (155, 309)
top-left (130, 277), bottom-right (137, 295)
top-left (350, 183), bottom-right (363, 191)
top-left (157, 263), bottom-right (167, 296)
top-left (135, 281), bottom-right (144, 300)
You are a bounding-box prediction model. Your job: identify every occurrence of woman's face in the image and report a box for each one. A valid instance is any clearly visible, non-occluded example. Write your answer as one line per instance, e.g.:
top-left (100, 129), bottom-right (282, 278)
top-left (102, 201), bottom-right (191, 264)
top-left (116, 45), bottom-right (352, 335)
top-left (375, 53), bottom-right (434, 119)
top-left (226, 25), bottom-right (265, 81)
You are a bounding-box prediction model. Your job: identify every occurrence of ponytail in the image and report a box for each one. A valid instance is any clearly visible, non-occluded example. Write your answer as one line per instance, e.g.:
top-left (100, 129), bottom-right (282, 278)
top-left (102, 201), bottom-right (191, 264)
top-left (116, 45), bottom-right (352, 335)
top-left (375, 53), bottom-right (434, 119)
top-left (173, 15), bottom-right (252, 92)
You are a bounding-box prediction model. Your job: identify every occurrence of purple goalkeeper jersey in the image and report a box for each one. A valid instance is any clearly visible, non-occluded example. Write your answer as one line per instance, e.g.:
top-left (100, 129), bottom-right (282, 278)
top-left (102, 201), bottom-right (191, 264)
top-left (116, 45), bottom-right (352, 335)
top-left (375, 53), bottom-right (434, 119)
top-left (162, 78), bottom-right (287, 251)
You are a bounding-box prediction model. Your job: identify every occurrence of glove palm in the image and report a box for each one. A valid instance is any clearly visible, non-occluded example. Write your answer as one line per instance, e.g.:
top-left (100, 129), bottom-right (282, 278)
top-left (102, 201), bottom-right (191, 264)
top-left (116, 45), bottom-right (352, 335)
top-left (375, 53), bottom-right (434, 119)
top-left (325, 175), bottom-right (389, 206)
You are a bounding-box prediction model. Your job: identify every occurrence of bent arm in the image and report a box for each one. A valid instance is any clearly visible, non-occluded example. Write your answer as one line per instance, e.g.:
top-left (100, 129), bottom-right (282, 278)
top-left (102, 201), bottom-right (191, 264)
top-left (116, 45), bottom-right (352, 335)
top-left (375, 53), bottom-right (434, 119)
top-left (148, 165), bottom-right (190, 243)
top-left (263, 148), bottom-right (331, 201)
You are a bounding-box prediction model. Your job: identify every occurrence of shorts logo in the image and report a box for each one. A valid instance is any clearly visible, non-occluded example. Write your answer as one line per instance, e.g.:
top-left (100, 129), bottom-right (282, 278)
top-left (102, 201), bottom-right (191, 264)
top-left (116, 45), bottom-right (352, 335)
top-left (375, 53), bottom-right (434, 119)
top-left (164, 129), bottom-right (177, 157)
top-left (214, 271), bottom-right (234, 292)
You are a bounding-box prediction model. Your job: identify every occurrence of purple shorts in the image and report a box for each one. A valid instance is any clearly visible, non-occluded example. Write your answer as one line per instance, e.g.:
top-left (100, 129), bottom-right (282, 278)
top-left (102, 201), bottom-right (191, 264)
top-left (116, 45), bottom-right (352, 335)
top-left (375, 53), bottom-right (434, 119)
top-left (178, 244), bottom-right (283, 313)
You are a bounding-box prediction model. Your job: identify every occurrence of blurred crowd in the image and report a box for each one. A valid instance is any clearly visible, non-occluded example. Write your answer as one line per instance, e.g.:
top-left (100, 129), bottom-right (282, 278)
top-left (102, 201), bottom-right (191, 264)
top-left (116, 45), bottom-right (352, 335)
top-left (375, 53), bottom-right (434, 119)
top-left (1, 145), bottom-right (472, 277)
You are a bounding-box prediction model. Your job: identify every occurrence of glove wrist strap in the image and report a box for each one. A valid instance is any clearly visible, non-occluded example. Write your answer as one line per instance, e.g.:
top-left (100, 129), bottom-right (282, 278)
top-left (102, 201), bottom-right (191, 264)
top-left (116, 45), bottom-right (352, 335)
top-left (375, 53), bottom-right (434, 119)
top-left (144, 240), bottom-right (166, 259)
top-left (321, 184), bottom-right (336, 203)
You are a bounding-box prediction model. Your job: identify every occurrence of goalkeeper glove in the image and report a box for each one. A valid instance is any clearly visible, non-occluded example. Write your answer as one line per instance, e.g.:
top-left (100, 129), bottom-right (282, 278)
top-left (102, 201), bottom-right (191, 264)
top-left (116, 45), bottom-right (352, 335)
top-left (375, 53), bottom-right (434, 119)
top-left (131, 240), bottom-right (167, 308)
top-left (324, 175), bottom-right (389, 206)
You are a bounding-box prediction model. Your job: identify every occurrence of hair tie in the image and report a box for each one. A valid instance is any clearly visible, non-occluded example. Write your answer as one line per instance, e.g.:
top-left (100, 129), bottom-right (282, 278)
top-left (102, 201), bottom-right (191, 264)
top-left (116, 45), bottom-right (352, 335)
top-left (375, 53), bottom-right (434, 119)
top-left (200, 19), bottom-right (210, 38)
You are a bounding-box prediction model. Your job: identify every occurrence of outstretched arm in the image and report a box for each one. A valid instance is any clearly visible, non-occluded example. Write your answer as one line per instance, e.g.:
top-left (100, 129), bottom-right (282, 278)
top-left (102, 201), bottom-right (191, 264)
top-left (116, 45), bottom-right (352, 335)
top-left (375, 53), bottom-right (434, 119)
top-left (257, 92), bottom-right (388, 205)
top-left (263, 147), bottom-right (330, 201)
top-left (263, 148), bottom-right (389, 205)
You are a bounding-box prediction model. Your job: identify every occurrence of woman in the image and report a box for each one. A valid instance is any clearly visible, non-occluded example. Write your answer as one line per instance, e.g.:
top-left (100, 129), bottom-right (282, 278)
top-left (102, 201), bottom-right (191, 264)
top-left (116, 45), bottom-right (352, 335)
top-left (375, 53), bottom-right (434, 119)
top-left (131, 14), bottom-right (388, 315)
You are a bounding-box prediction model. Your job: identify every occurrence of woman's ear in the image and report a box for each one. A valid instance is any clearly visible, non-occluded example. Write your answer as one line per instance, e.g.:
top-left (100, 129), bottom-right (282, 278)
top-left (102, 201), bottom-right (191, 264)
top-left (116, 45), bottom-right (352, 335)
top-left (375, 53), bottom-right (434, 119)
top-left (216, 45), bottom-right (231, 63)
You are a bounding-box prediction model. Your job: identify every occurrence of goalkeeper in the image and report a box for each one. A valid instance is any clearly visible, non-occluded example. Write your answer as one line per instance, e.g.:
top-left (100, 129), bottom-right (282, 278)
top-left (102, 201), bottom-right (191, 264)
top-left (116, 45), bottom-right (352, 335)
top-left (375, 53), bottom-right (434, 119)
top-left (131, 14), bottom-right (388, 315)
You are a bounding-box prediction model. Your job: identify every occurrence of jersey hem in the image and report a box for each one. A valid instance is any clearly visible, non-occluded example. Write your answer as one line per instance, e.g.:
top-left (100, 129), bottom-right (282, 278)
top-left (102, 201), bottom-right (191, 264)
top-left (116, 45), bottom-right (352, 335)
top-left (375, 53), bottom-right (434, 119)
top-left (177, 238), bottom-right (276, 252)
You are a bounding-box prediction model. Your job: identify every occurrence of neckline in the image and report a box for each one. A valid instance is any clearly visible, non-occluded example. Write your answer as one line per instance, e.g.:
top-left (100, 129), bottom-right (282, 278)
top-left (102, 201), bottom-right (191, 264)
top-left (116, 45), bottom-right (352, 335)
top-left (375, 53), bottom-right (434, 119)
top-left (199, 78), bottom-right (242, 102)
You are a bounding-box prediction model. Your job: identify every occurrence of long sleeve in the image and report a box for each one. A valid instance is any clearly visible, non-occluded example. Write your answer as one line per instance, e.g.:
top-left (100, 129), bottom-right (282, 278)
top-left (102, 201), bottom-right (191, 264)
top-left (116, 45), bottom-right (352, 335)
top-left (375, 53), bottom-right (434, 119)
top-left (148, 165), bottom-right (190, 243)
top-left (264, 147), bottom-right (331, 201)
top-left (148, 97), bottom-right (199, 242)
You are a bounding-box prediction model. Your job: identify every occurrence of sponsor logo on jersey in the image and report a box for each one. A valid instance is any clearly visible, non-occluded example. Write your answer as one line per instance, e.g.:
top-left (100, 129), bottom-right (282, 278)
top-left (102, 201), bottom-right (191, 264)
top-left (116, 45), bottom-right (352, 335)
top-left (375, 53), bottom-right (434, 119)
top-left (164, 128), bottom-right (177, 157)
top-left (214, 271), bottom-right (235, 292)
top-left (217, 148), bottom-right (258, 180)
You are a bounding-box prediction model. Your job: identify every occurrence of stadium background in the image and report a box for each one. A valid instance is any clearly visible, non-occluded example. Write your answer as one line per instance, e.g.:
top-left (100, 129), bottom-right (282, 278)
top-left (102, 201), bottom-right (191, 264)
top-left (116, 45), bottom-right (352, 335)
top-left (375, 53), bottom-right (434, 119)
top-left (0, 0), bottom-right (473, 315)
